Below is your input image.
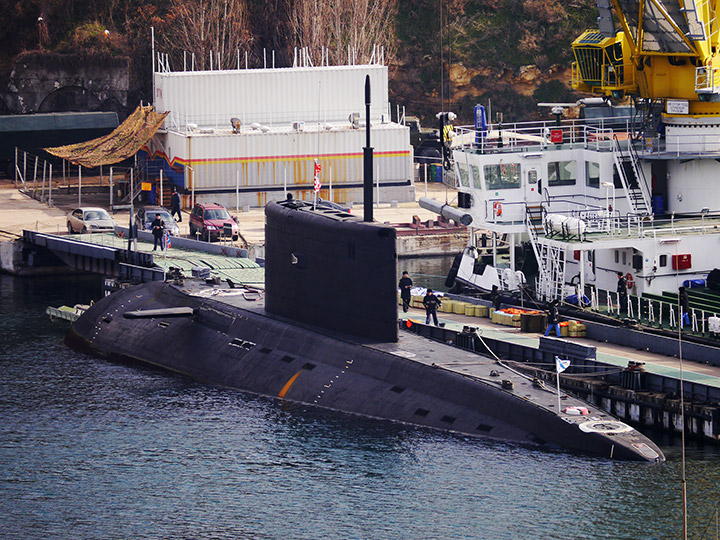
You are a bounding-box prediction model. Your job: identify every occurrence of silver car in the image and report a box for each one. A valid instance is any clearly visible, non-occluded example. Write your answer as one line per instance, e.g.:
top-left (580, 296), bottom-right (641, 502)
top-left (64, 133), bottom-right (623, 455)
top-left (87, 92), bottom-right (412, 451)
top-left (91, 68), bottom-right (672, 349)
top-left (66, 207), bottom-right (116, 234)
top-left (135, 206), bottom-right (181, 237)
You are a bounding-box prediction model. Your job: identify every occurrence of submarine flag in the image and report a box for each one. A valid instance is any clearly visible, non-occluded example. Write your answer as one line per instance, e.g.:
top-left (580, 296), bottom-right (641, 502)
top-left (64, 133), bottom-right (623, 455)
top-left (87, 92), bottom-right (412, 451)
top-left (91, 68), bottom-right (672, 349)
top-left (556, 357), bottom-right (570, 373)
top-left (313, 159), bottom-right (322, 192)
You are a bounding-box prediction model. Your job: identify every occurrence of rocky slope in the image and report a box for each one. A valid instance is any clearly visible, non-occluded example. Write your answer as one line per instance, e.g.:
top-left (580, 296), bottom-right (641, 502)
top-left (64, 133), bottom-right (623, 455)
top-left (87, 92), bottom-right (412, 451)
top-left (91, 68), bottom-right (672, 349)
top-left (1, 0), bottom-right (599, 123)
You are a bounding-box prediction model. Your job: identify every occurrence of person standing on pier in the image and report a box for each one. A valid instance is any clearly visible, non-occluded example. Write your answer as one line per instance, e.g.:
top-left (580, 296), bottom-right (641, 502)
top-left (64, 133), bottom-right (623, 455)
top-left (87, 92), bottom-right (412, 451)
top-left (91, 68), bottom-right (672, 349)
top-left (170, 188), bottom-right (182, 222)
top-left (399, 271), bottom-right (413, 313)
top-left (423, 289), bottom-right (442, 326)
top-left (617, 272), bottom-right (628, 315)
top-left (489, 284), bottom-right (502, 311)
top-left (679, 286), bottom-right (691, 328)
top-left (544, 299), bottom-right (561, 337)
top-left (151, 213), bottom-right (165, 251)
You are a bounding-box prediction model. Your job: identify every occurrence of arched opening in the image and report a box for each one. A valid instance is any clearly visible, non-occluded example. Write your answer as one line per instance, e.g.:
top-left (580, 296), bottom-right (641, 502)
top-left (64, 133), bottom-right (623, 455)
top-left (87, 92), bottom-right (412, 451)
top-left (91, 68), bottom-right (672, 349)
top-left (38, 86), bottom-right (101, 112)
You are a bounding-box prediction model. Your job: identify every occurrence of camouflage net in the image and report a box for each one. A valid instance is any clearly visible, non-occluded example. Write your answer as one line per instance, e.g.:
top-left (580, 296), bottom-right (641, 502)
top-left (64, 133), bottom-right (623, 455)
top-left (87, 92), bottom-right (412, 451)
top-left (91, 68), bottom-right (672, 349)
top-left (45, 105), bottom-right (169, 167)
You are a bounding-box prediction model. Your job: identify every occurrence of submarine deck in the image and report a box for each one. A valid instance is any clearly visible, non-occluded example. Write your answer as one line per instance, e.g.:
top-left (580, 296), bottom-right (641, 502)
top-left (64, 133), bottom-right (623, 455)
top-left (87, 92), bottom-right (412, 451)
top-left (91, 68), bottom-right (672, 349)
top-left (185, 280), bottom-right (720, 393)
top-left (181, 280), bottom-right (649, 421)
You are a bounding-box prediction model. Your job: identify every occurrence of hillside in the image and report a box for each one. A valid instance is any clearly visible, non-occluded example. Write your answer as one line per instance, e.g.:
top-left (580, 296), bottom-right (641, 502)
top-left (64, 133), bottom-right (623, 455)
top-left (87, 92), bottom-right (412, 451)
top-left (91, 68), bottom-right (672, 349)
top-left (0, 0), bottom-right (599, 124)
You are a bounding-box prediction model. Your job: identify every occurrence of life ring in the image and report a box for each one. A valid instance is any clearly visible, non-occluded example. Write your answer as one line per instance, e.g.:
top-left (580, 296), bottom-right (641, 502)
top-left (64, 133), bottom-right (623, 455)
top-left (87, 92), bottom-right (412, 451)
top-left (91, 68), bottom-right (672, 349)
top-left (493, 201), bottom-right (502, 217)
top-left (625, 272), bottom-right (635, 291)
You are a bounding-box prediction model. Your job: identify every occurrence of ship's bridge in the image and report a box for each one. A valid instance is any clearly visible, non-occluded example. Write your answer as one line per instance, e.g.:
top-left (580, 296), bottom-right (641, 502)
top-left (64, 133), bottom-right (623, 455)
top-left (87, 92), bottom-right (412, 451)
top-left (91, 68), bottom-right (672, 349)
top-left (452, 113), bottom-right (720, 224)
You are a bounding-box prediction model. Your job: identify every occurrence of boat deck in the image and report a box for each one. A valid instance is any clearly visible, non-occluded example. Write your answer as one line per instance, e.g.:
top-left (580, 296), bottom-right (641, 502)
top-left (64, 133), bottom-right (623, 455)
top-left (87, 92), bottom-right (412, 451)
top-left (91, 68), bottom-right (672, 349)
top-left (537, 214), bottom-right (720, 246)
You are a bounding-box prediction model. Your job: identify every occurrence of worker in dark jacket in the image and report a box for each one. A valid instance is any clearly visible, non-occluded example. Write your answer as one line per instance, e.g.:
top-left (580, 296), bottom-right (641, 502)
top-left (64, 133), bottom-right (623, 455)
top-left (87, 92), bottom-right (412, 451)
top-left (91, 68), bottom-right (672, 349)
top-left (544, 299), bottom-right (561, 337)
top-left (489, 284), bottom-right (502, 311)
top-left (679, 286), bottom-right (690, 328)
top-left (617, 272), bottom-right (628, 314)
top-left (398, 271), bottom-right (413, 313)
top-left (170, 188), bottom-right (182, 222)
top-left (423, 289), bottom-right (442, 326)
top-left (151, 214), bottom-right (165, 251)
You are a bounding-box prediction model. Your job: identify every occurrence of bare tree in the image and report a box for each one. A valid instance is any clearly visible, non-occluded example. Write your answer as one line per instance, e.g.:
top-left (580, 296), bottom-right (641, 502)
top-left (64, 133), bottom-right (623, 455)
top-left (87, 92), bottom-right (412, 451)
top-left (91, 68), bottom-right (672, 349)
top-left (289, 0), bottom-right (397, 66)
top-left (162, 0), bottom-right (252, 70)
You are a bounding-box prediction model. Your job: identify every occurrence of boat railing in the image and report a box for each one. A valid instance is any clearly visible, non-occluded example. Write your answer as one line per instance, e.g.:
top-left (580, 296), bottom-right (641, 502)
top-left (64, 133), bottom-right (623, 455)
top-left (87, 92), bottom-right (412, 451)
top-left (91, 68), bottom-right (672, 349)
top-left (639, 213), bottom-right (720, 239)
top-left (484, 198), bottom-right (530, 224)
top-left (586, 285), bottom-right (717, 338)
top-left (539, 210), bottom-right (720, 242)
top-left (454, 116), bottom-right (634, 154)
top-left (456, 115), bottom-right (720, 159)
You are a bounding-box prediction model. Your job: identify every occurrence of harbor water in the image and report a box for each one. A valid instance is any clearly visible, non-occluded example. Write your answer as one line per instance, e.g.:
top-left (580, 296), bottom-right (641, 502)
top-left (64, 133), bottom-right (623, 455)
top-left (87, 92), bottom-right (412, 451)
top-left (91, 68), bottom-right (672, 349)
top-left (2, 273), bottom-right (720, 539)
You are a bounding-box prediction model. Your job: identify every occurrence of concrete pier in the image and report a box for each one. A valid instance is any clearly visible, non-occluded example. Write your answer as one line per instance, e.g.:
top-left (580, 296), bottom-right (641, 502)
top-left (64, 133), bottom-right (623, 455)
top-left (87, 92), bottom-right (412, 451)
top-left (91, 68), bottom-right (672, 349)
top-left (402, 305), bottom-right (720, 443)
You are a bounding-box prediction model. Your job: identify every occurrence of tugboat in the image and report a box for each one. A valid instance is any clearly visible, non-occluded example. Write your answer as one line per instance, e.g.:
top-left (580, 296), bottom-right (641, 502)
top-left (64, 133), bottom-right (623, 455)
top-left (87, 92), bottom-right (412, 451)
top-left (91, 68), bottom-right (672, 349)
top-left (65, 78), bottom-right (664, 462)
top-left (439, 0), bottom-right (720, 336)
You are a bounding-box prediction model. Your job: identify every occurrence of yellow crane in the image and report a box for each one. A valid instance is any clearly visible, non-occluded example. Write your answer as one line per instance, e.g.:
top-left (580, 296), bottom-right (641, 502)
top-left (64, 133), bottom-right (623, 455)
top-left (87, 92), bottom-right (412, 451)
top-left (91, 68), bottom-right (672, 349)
top-left (572, 0), bottom-right (720, 115)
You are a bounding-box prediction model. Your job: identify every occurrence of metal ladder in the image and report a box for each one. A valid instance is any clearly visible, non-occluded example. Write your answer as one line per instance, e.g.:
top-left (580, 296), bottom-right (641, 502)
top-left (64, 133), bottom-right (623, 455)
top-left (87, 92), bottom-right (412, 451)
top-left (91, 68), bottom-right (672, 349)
top-left (612, 136), bottom-right (651, 216)
top-left (525, 205), bottom-right (565, 302)
top-left (681, 0), bottom-right (708, 41)
top-left (120, 167), bottom-right (143, 204)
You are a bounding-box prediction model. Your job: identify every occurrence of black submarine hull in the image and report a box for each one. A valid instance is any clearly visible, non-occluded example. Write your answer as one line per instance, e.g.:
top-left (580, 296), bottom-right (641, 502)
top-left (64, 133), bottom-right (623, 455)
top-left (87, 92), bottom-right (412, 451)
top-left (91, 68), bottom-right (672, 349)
top-left (66, 279), bottom-right (664, 462)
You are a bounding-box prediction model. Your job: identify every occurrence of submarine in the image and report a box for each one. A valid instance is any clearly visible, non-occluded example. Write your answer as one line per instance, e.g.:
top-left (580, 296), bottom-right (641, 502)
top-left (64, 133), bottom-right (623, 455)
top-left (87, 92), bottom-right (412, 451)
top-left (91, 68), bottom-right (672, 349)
top-left (65, 78), bottom-right (664, 462)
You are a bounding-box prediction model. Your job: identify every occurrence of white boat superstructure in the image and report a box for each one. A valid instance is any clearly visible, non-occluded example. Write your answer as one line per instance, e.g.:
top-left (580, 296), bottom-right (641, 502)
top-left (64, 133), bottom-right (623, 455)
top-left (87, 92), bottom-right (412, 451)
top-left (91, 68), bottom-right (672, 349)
top-left (449, 111), bottom-right (720, 307)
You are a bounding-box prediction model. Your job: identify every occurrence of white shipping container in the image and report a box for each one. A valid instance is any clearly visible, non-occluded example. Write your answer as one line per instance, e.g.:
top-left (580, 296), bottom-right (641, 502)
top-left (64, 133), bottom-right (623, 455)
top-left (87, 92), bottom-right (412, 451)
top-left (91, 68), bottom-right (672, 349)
top-left (161, 123), bottom-right (410, 191)
top-left (155, 65), bottom-right (389, 129)
top-left (147, 62), bottom-right (414, 206)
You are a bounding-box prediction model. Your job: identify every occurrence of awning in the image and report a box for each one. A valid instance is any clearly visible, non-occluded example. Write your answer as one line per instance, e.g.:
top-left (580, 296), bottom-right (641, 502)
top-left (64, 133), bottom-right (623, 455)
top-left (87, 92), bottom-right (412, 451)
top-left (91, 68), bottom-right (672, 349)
top-left (45, 105), bottom-right (168, 168)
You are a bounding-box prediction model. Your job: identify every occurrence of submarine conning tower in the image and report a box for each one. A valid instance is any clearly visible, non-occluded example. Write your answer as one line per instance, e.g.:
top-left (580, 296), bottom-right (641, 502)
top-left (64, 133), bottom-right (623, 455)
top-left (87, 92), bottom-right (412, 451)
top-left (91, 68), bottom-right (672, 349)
top-left (264, 199), bottom-right (399, 342)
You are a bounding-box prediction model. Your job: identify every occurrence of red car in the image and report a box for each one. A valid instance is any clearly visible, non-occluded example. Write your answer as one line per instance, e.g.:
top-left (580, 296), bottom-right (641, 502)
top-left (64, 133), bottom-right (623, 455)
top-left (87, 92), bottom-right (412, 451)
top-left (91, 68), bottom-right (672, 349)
top-left (188, 203), bottom-right (240, 241)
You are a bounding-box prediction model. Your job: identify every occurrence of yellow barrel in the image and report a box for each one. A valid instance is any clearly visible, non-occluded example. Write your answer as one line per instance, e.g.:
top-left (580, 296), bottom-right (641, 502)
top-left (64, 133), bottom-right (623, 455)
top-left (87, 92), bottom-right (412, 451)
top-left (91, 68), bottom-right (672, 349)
top-left (441, 300), bottom-right (454, 313)
top-left (453, 301), bottom-right (466, 314)
top-left (465, 304), bottom-right (475, 316)
top-left (475, 305), bottom-right (489, 317)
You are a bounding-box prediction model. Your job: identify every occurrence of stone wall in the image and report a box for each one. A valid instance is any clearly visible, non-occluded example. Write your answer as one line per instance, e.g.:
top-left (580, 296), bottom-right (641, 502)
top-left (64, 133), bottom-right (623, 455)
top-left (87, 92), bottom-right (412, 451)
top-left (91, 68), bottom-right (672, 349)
top-left (0, 52), bottom-right (130, 115)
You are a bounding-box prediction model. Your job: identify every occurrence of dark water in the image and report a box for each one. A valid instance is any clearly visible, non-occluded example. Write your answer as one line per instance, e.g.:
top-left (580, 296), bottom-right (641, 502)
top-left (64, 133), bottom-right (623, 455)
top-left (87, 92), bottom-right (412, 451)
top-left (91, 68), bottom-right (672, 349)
top-left (398, 255), bottom-right (455, 292)
top-left (2, 274), bottom-right (720, 540)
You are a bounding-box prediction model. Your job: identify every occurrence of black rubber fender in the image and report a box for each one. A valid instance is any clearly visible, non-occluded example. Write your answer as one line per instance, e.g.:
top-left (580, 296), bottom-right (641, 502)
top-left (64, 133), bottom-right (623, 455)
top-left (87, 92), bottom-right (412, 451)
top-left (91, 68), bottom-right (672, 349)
top-left (445, 252), bottom-right (462, 288)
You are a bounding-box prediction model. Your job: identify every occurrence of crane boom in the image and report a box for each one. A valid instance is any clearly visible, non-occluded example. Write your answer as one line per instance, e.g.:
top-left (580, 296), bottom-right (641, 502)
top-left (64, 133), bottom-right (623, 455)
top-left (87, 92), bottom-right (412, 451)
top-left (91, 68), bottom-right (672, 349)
top-left (572, 0), bottom-right (720, 114)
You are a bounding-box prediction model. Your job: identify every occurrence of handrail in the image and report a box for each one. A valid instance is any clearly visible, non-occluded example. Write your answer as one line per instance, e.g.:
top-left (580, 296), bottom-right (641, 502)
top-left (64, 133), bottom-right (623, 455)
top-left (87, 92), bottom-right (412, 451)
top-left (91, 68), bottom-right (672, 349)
top-left (625, 136), bottom-right (652, 209)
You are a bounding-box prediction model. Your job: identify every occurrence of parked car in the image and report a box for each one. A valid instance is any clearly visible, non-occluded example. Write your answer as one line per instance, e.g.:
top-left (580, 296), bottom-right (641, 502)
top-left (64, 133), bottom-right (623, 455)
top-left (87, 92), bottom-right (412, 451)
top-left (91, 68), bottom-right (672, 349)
top-left (135, 206), bottom-right (181, 237)
top-left (66, 207), bottom-right (116, 234)
top-left (188, 203), bottom-right (239, 241)
top-left (316, 198), bottom-right (351, 213)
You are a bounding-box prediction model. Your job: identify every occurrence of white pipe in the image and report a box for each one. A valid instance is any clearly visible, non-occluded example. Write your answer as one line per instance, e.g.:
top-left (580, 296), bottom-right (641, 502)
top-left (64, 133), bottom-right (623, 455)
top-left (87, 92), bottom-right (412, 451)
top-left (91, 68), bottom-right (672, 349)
top-left (151, 27), bottom-right (155, 103)
top-left (579, 251), bottom-right (586, 303)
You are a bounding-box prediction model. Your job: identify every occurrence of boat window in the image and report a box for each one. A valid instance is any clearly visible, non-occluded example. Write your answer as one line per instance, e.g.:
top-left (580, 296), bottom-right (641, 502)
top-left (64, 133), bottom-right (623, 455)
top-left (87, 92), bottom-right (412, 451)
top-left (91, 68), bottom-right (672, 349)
top-left (622, 251), bottom-right (627, 265)
top-left (471, 165), bottom-right (482, 189)
top-left (457, 162), bottom-right (471, 188)
top-left (484, 163), bottom-right (521, 190)
top-left (548, 160), bottom-right (576, 186)
top-left (659, 254), bottom-right (667, 267)
top-left (528, 169), bottom-right (537, 184)
top-left (586, 161), bottom-right (600, 188)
